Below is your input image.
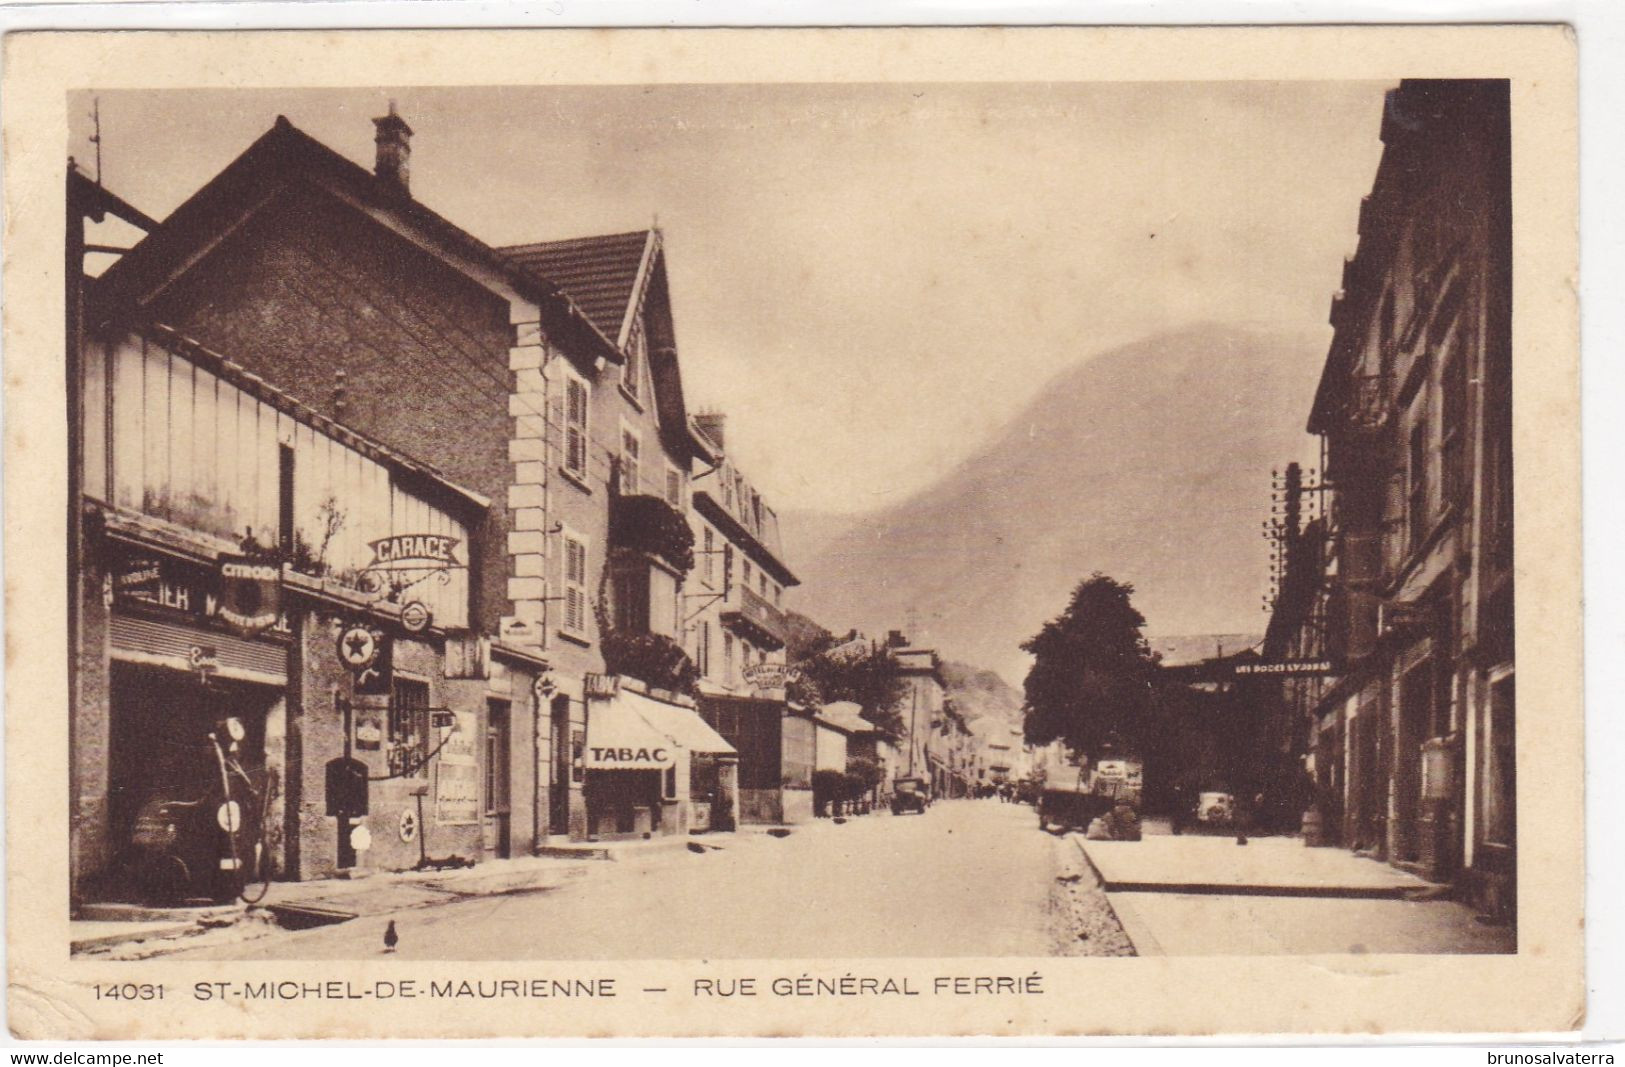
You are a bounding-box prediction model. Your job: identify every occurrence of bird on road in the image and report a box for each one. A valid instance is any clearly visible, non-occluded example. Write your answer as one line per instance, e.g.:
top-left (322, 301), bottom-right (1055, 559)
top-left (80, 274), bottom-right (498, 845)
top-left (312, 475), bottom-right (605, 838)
top-left (383, 920), bottom-right (399, 953)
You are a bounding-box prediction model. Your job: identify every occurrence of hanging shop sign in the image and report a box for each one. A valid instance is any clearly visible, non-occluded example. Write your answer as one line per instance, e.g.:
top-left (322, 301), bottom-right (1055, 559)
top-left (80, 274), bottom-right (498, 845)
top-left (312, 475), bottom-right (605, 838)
top-left (585, 673), bottom-right (620, 699)
top-left (218, 554), bottom-right (281, 635)
top-left (369, 534), bottom-right (462, 567)
top-left (337, 626), bottom-right (379, 673)
top-left (400, 600), bottom-right (433, 634)
top-left (435, 708), bottom-right (480, 825)
top-left (1231, 659), bottom-right (1340, 677)
top-left (741, 662), bottom-right (799, 690)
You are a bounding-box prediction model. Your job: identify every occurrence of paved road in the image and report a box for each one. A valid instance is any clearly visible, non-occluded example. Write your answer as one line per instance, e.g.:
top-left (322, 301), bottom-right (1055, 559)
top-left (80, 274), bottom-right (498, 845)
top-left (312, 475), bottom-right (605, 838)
top-left (174, 799), bottom-right (1064, 960)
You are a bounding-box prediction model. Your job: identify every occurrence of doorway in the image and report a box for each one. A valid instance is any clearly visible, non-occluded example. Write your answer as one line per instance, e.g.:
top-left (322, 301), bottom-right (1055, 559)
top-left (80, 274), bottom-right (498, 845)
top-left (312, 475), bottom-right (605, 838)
top-left (549, 695), bottom-right (571, 836)
top-left (485, 699), bottom-right (511, 859)
top-left (106, 662), bottom-right (278, 901)
top-left (1394, 660), bottom-right (1432, 863)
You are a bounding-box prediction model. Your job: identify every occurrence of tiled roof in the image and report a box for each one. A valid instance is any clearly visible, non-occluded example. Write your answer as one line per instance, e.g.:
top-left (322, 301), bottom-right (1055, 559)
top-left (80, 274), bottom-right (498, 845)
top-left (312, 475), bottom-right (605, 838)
top-left (499, 230), bottom-right (653, 347)
top-left (90, 116), bottom-right (622, 365)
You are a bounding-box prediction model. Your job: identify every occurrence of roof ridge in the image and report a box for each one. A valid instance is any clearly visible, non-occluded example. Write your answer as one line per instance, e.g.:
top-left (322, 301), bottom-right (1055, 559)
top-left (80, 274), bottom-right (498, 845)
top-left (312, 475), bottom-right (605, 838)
top-left (498, 228), bottom-right (654, 254)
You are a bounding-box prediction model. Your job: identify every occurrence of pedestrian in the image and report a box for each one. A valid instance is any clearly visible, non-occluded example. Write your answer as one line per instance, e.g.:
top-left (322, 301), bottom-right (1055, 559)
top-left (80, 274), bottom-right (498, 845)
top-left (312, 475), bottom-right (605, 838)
top-left (1169, 780), bottom-right (1189, 836)
top-left (1235, 789), bottom-right (1263, 846)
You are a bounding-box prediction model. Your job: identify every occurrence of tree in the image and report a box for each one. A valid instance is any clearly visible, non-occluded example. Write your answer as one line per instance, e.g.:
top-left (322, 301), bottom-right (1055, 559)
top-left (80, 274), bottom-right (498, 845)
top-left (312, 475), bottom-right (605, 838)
top-left (783, 615), bottom-right (909, 741)
top-left (797, 639), bottom-right (908, 741)
top-left (1021, 573), bottom-right (1157, 756)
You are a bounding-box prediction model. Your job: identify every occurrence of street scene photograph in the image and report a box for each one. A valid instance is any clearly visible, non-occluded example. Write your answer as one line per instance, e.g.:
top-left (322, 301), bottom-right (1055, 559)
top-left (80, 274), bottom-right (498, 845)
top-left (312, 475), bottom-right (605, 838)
top-left (61, 75), bottom-right (1517, 964)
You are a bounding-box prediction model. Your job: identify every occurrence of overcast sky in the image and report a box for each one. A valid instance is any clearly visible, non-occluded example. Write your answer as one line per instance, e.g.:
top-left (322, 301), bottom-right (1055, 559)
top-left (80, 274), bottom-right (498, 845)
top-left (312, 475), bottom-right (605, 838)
top-left (79, 82), bottom-right (1389, 515)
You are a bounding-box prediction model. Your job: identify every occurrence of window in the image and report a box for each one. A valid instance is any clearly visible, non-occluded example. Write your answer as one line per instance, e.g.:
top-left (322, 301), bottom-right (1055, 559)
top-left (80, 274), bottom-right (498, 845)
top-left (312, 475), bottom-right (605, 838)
top-left (703, 527), bottom-right (715, 585)
top-left (1408, 417), bottom-right (1429, 550)
top-left (619, 424), bottom-right (641, 496)
top-left (278, 444), bottom-right (295, 551)
top-left (562, 532), bottom-right (589, 637)
top-left (723, 544), bottom-right (735, 594)
top-left (759, 571), bottom-right (768, 597)
top-left (1379, 289), bottom-right (1397, 381)
top-left (623, 321), bottom-right (645, 402)
top-left (665, 464), bottom-right (684, 509)
top-left (648, 566), bottom-right (678, 640)
top-left (772, 582), bottom-right (782, 606)
top-left (564, 373), bottom-right (590, 480)
top-left (697, 620), bottom-right (711, 676)
top-left (1440, 353), bottom-right (1468, 508)
top-left (389, 677), bottom-right (431, 779)
top-left (742, 558), bottom-right (753, 589)
top-left (723, 633), bottom-right (735, 686)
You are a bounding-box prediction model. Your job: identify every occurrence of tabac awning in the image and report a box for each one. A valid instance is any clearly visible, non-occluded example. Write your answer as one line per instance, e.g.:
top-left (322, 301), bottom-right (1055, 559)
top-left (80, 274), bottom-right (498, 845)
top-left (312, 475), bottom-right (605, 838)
top-left (585, 689), bottom-right (735, 770)
top-left (631, 693), bottom-right (737, 757)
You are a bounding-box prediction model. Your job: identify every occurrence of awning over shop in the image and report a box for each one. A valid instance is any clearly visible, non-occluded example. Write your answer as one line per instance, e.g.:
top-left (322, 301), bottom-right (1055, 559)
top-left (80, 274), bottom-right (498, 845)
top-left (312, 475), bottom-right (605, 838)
top-left (585, 689), bottom-right (736, 770)
top-left (632, 693), bottom-right (737, 758)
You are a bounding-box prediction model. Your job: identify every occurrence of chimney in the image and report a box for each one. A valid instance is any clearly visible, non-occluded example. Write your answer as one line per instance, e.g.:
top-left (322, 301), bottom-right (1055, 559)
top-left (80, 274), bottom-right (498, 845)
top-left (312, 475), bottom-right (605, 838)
top-left (372, 100), bottom-right (413, 197)
top-left (694, 411), bottom-right (727, 452)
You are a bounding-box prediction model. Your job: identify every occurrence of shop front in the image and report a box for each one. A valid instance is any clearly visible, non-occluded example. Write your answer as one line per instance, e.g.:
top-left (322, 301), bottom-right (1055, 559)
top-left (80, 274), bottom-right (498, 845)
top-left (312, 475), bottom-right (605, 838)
top-left (78, 541), bottom-right (293, 906)
top-left (583, 681), bottom-right (737, 839)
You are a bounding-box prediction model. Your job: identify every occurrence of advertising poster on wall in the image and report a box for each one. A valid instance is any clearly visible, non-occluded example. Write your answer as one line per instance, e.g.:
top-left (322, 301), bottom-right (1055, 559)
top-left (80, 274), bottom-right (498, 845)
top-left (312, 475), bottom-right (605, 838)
top-left (435, 708), bottom-right (480, 825)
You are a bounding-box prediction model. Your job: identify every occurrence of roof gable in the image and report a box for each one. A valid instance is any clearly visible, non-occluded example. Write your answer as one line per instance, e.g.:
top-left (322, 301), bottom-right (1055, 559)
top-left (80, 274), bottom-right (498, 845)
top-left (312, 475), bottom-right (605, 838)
top-left (503, 230), bottom-right (712, 464)
top-left (90, 116), bottom-right (620, 364)
top-left (499, 230), bottom-right (654, 347)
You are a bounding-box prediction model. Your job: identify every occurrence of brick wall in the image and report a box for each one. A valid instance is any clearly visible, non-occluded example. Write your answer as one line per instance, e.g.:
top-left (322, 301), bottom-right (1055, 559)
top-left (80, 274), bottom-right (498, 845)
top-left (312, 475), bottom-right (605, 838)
top-left (147, 192), bottom-right (515, 634)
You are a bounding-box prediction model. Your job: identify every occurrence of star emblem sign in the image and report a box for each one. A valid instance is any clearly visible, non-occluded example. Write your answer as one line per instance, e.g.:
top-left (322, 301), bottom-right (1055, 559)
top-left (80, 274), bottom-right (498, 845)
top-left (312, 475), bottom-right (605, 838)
top-left (338, 626), bottom-right (377, 670)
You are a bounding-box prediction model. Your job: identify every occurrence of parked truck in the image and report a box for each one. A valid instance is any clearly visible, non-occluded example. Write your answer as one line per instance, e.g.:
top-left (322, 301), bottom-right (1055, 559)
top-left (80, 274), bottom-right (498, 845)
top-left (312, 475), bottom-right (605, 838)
top-left (1035, 744), bottom-right (1143, 834)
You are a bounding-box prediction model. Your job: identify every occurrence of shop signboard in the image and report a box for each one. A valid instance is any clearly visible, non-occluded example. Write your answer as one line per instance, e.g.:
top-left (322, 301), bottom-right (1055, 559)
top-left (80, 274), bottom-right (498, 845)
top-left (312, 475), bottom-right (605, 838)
top-left (435, 708), bottom-right (480, 825)
top-left (115, 554), bottom-right (215, 618)
top-left (1231, 659), bottom-right (1340, 677)
top-left (113, 549), bottom-right (291, 635)
top-left (368, 534), bottom-right (462, 567)
top-left (217, 554), bottom-right (281, 635)
top-left (741, 662), bottom-right (799, 690)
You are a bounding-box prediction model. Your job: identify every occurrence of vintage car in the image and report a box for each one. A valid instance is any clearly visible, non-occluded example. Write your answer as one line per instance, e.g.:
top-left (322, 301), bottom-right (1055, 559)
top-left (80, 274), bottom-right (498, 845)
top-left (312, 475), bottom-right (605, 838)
top-left (1037, 749), bottom-right (1144, 834)
top-left (890, 776), bottom-right (930, 815)
top-left (1197, 791), bottom-right (1236, 825)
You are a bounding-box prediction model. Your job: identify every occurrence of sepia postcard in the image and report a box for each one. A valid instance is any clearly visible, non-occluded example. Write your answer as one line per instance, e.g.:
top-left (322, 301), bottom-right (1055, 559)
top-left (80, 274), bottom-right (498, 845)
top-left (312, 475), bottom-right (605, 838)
top-left (3, 25), bottom-right (1582, 1040)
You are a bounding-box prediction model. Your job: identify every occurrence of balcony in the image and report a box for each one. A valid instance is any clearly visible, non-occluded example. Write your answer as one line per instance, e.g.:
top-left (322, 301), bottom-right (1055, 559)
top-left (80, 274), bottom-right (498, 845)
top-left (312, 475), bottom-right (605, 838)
top-left (608, 493), bottom-right (694, 575)
top-left (721, 584), bottom-right (788, 651)
top-left (1339, 529), bottom-right (1384, 590)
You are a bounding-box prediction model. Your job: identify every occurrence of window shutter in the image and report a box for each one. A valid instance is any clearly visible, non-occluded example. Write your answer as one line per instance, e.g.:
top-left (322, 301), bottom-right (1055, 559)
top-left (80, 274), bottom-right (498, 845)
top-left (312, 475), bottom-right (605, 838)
top-left (565, 378), bottom-right (588, 476)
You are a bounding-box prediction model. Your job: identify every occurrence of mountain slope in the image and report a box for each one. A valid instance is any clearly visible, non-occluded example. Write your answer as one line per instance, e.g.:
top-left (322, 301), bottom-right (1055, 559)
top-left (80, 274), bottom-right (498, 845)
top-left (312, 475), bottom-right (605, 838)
top-left (940, 660), bottom-right (1024, 726)
top-left (782, 324), bottom-right (1324, 683)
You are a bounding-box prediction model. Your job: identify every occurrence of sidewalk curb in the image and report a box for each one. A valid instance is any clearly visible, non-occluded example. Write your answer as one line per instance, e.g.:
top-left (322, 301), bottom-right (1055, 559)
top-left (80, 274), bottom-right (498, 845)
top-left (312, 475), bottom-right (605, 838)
top-left (71, 922), bottom-right (208, 954)
top-left (1101, 893), bottom-right (1165, 958)
top-left (1099, 880), bottom-right (1415, 900)
top-left (1067, 836), bottom-right (1153, 958)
